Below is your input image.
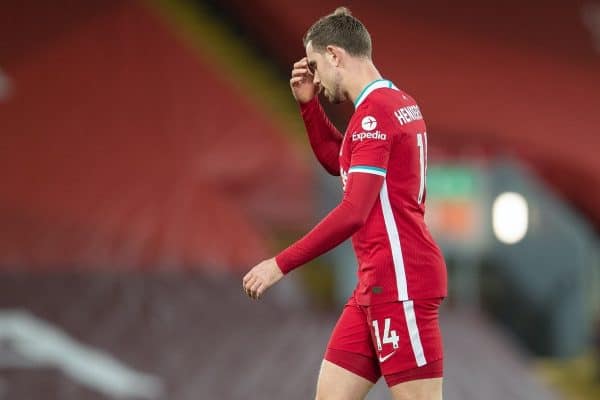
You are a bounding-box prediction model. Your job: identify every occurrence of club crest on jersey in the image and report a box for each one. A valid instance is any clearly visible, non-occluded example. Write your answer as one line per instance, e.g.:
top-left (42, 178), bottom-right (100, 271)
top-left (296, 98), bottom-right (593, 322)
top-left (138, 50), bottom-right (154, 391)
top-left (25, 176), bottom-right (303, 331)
top-left (361, 116), bottom-right (377, 131)
top-left (340, 168), bottom-right (348, 191)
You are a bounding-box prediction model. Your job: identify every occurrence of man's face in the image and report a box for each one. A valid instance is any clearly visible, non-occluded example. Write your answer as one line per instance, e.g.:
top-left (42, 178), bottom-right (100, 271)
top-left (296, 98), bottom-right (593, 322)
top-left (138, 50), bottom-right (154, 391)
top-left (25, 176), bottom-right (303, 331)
top-left (305, 42), bottom-right (345, 104)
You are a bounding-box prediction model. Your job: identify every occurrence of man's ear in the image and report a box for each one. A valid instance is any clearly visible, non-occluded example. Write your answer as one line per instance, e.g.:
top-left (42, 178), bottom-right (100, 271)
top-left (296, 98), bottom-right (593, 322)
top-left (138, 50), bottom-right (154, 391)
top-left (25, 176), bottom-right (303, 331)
top-left (326, 45), bottom-right (344, 67)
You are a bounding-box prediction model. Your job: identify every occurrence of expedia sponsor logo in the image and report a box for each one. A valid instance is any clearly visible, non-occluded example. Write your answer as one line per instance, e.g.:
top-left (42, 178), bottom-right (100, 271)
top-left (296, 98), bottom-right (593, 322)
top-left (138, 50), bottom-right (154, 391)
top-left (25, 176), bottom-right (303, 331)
top-left (352, 131), bottom-right (387, 142)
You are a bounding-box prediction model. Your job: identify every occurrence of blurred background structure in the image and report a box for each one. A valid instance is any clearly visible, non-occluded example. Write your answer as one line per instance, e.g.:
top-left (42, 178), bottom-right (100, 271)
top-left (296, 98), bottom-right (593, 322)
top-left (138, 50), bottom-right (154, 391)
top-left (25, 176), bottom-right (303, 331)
top-left (1, 0), bottom-right (599, 399)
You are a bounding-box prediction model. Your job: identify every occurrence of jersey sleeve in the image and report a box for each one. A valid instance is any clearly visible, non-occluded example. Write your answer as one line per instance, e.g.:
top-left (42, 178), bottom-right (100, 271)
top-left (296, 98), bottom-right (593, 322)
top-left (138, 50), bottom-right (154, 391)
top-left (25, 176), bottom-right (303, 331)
top-left (275, 172), bottom-right (384, 274)
top-left (347, 105), bottom-right (393, 179)
top-left (300, 97), bottom-right (343, 176)
top-left (274, 104), bottom-right (395, 274)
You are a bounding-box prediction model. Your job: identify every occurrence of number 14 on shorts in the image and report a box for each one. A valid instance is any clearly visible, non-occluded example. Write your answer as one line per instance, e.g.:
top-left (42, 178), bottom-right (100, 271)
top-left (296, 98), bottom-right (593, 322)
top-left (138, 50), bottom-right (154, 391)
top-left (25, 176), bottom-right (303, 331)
top-left (372, 318), bottom-right (399, 351)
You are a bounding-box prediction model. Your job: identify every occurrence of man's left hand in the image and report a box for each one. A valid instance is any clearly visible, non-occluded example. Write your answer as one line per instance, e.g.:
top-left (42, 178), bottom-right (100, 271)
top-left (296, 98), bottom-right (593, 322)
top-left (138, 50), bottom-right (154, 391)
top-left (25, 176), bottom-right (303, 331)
top-left (242, 257), bottom-right (284, 300)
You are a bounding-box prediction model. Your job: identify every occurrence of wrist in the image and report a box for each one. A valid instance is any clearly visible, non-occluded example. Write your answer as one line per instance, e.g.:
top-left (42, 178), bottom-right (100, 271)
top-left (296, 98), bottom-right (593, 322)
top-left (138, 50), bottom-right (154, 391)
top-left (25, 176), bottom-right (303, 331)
top-left (299, 95), bottom-right (319, 112)
top-left (275, 253), bottom-right (293, 275)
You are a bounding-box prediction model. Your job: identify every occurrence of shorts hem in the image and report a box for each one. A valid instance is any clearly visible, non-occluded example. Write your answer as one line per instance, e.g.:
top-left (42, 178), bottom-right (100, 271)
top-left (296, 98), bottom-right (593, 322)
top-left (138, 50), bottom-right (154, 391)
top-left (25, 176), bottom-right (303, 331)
top-left (384, 358), bottom-right (444, 387)
top-left (324, 348), bottom-right (380, 384)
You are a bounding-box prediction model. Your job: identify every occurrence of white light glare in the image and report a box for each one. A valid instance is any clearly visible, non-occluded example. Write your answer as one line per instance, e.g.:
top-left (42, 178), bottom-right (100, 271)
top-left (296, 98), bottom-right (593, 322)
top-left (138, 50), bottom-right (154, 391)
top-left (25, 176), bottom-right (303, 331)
top-left (492, 192), bottom-right (529, 244)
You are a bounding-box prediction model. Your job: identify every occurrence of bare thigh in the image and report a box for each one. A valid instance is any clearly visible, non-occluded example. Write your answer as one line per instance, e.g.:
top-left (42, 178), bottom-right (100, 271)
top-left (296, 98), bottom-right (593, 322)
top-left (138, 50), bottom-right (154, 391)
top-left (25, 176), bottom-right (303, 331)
top-left (389, 377), bottom-right (443, 400)
top-left (315, 359), bottom-right (375, 400)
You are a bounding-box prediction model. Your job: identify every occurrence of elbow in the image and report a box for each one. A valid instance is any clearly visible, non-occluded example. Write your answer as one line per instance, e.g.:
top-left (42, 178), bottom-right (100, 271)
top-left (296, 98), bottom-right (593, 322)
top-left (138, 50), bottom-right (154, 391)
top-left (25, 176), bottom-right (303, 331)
top-left (327, 161), bottom-right (341, 176)
top-left (327, 167), bottom-right (341, 176)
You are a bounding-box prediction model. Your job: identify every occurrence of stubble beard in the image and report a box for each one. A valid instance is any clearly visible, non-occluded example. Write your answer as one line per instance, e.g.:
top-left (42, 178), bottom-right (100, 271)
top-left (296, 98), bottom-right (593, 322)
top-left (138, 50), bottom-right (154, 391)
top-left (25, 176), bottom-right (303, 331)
top-left (326, 82), bottom-right (345, 104)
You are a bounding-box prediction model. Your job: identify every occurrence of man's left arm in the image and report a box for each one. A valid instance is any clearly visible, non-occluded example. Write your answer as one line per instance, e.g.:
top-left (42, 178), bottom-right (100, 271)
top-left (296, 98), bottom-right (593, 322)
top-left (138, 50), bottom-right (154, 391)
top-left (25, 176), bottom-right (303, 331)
top-left (242, 171), bottom-right (384, 299)
top-left (243, 106), bottom-right (392, 300)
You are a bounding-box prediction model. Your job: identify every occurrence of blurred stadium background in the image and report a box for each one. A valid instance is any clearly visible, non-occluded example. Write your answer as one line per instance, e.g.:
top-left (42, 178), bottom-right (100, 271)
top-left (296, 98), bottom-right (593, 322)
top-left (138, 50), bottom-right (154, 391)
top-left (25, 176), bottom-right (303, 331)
top-left (1, 0), bottom-right (599, 399)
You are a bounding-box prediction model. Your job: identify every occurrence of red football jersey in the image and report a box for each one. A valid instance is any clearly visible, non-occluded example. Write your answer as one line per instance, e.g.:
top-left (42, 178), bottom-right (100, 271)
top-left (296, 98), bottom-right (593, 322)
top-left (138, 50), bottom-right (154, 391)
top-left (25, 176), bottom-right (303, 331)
top-left (341, 79), bottom-right (447, 305)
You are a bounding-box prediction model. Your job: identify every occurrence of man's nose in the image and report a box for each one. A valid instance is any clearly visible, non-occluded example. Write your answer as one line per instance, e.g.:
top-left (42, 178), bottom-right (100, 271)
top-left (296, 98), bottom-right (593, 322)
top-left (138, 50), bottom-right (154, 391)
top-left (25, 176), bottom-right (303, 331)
top-left (313, 72), bottom-right (320, 85)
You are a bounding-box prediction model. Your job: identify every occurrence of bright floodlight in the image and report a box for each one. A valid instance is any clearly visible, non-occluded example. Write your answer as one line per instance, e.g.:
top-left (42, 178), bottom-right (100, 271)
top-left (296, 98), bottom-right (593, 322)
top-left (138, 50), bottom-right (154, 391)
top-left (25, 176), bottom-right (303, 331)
top-left (492, 192), bottom-right (528, 244)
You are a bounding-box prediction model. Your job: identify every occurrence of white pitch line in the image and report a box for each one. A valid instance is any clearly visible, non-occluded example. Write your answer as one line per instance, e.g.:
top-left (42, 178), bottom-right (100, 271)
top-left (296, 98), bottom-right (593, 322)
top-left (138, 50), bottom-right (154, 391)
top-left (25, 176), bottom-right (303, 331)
top-left (0, 310), bottom-right (164, 399)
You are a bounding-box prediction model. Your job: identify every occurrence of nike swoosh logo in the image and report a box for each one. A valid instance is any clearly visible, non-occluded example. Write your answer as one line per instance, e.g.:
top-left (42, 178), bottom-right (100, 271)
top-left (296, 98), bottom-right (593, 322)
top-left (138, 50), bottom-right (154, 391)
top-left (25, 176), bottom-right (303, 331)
top-left (378, 351), bottom-right (396, 363)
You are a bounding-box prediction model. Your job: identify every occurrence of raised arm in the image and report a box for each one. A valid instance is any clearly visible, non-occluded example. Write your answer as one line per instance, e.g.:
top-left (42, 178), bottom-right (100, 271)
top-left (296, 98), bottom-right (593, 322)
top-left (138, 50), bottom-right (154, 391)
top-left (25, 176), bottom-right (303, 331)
top-left (290, 58), bottom-right (343, 175)
top-left (299, 97), bottom-right (343, 175)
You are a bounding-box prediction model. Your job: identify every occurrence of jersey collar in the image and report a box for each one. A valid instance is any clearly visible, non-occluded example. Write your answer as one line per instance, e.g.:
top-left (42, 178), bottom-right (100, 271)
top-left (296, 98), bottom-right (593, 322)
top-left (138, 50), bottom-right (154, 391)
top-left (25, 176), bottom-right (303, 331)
top-left (353, 79), bottom-right (398, 109)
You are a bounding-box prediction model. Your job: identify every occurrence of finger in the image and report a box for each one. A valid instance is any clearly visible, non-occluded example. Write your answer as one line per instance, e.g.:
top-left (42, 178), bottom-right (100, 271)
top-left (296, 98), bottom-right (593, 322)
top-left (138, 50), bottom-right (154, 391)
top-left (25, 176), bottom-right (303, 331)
top-left (246, 281), bottom-right (256, 298)
top-left (250, 279), bottom-right (265, 300)
top-left (244, 279), bottom-right (256, 297)
top-left (249, 280), bottom-right (261, 298)
top-left (291, 72), bottom-right (308, 81)
top-left (290, 76), bottom-right (306, 86)
top-left (293, 58), bottom-right (307, 68)
top-left (243, 270), bottom-right (254, 284)
top-left (243, 281), bottom-right (252, 297)
top-left (244, 275), bottom-right (257, 290)
top-left (294, 67), bottom-right (313, 77)
top-left (247, 274), bottom-right (259, 287)
top-left (254, 283), bottom-right (266, 300)
top-left (255, 283), bottom-right (266, 300)
top-left (291, 68), bottom-right (309, 77)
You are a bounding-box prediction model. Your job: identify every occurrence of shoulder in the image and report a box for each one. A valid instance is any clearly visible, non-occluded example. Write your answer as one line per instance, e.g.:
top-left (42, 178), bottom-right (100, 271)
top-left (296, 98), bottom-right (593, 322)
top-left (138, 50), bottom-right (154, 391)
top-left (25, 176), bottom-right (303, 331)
top-left (354, 90), bottom-right (401, 131)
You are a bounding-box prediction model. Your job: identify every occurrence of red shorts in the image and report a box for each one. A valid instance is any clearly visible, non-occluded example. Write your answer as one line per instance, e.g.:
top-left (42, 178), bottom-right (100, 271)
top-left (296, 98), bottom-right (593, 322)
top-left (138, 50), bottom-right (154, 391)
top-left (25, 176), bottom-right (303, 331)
top-left (324, 296), bottom-right (444, 387)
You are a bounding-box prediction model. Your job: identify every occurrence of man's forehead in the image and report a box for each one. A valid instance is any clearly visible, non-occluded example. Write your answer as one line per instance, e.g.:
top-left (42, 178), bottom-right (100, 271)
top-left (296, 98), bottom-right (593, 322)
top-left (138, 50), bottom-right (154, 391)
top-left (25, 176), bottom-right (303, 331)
top-left (305, 41), bottom-right (315, 58)
top-left (306, 44), bottom-right (322, 67)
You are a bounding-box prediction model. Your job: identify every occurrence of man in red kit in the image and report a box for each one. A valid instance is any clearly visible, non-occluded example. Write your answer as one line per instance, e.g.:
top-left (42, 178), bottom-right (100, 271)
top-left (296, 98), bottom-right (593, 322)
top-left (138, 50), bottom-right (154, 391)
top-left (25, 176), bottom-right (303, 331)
top-left (243, 7), bottom-right (447, 400)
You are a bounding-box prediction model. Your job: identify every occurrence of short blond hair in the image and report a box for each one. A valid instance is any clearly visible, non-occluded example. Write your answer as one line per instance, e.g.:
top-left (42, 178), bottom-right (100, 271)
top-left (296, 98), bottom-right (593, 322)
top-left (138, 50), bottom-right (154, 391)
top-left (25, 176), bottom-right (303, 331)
top-left (303, 7), bottom-right (372, 58)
